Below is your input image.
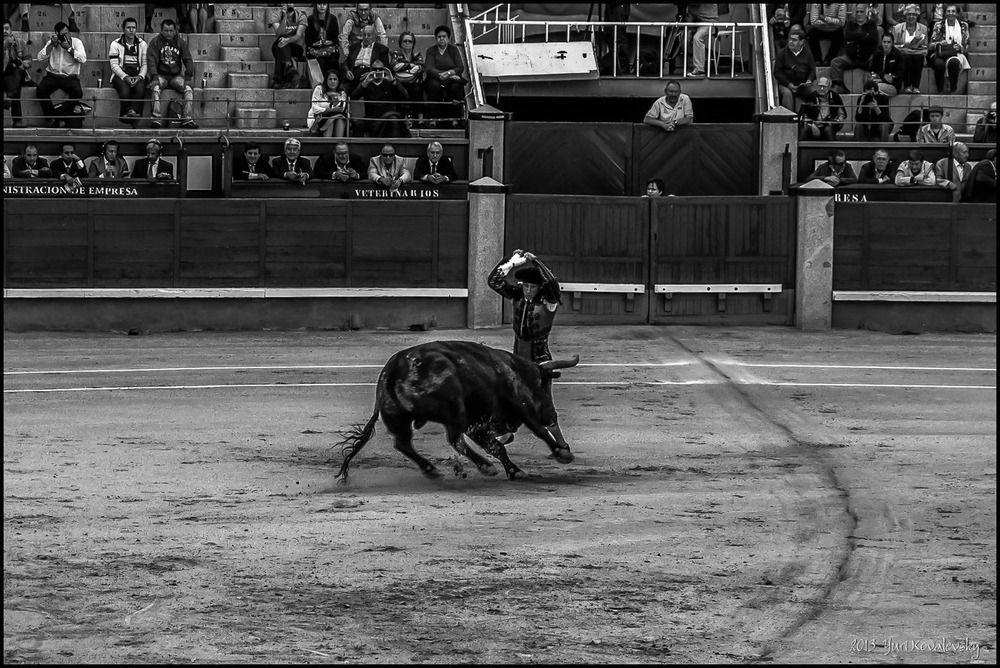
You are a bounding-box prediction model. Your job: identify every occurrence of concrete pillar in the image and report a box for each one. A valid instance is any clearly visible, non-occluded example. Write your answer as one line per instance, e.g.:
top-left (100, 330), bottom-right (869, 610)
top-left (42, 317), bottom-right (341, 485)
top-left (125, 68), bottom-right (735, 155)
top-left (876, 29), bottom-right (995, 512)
top-left (467, 177), bottom-right (509, 329)
top-left (758, 106), bottom-right (799, 196)
top-left (467, 104), bottom-right (509, 183)
top-left (795, 180), bottom-right (836, 331)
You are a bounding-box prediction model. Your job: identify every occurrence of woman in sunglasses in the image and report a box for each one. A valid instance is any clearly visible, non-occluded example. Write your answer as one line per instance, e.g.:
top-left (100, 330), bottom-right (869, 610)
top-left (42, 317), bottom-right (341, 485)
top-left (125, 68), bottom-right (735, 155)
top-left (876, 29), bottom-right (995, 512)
top-left (390, 31), bottom-right (424, 126)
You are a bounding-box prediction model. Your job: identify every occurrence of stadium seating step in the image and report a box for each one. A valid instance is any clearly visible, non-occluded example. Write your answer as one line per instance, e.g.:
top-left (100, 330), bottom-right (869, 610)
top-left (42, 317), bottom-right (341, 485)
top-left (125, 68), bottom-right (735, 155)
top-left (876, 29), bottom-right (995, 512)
top-left (228, 74), bottom-right (272, 89)
top-left (234, 107), bottom-right (278, 130)
top-left (220, 46), bottom-right (261, 62)
top-left (968, 80), bottom-right (997, 96)
top-left (214, 19), bottom-right (258, 35)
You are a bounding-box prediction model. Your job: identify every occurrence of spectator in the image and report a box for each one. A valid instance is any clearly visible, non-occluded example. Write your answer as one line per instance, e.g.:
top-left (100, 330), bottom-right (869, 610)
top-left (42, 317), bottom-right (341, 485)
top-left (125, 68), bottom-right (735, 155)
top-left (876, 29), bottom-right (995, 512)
top-left (350, 56), bottom-right (409, 138)
top-left (308, 68), bottom-right (347, 137)
top-left (338, 3), bottom-right (387, 66)
top-left (132, 137), bottom-right (174, 180)
top-left (184, 3), bottom-right (215, 34)
top-left (423, 24), bottom-right (466, 127)
top-left (962, 148), bottom-right (996, 203)
top-left (886, 2), bottom-right (927, 31)
top-left (973, 101), bottom-right (997, 144)
top-left (894, 148), bottom-right (936, 185)
top-left (270, 137), bottom-right (311, 185)
top-left (270, 4), bottom-right (307, 90)
top-left (109, 16), bottom-right (148, 126)
top-left (774, 26), bottom-right (816, 111)
top-left (314, 141), bottom-right (365, 181)
top-left (147, 18), bottom-right (196, 128)
top-left (86, 139), bottom-right (130, 178)
top-left (684, 4), bottom-right (718, 77)
top-left (232, 142), bottom-right (272, 181)
top-left (413, 141), bottom-right (458, 185)
top-left (922, 2), bottom-right (972, 31)
top-left (868, 31), bottom-right (904, 96)
top-left (643, 79), bottom-right (693, 132)
top-left (891, 4), bottom-right (929, 93)
top-left (934, 141), bottom-right (971, 201)
top-left (767, 4), bottom-right (808, 50)
top-left (3, 17), bottom-right (30, 127)
top-left (857, 148), bottom-right (896, 183)
top-left (11, 144), bottom-right (52, 178)
top-left (916, 104), bottom-right (955, 143)
top-left (343, 24), bottom-right (389, 95)
top-left (806, 2), bottom-right (847, 66)
top-left (854, 79), bottom-right (892, 141)
top-left (305, 3), bottom-right (340, 81)
top-left (806, 148), bottom-right (858, 185)
top-left (50, 141), bottom-right (86, 191)
top-left (644, 177), bottom-right (666, 196)
top-left (34, 20), bottom-right (86, 128)
top-left (799, 76), bottom-right (846, 140)
top-left (928, 4), bottom-right (969, 94)
top-left (366, 143), bottom-right (411, 191)
top-left (892, 106), bottom-right (931, 141)
top-left (391, 31), bottom-right (424, 124)
top-left (3, 157), bottom-right (9, 179)
top-left (829, 5), bottom-right (880, 94)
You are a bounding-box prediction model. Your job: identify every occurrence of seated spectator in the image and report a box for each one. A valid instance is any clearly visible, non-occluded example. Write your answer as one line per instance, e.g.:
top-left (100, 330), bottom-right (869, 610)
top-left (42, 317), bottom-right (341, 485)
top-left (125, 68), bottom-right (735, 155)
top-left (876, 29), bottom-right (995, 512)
top-left (894, 148), bottom-right (936, 185)
top-left (109, 17), bottom-right (148, 126)
top-left (308, 69), bottom-right (347, 137)
top-left (868, 32), bottom-right (904, 96)
top-left (643, 79), bottom-right (693, 132)
top-left (857, 148), bottom-right (896, 184)
top-left (367, 143), bottom-right (411, 191)
top-left (147, 18), bottom-right (196, 128)
top-left (829, 5), bottom-right (880, 94)
top-left (34, 20), bottom-right (86, 128)
top-left (891, 4), bottom-right (928, 93)
top-left (391, 31), bottom-right (425, 124)
top-left (923, 2), bottom-right (972, 32)
top-left (87, 140), bottom-right (131, 178)
top-left (270, 137), bottom-right (311, 185)
top-left (11, 143), bottom-right (52, 178)
top-left (916, 105), bottom-right (955, 143)
top-left (854, 79), bottom-right (892, 141)
top-left (343, 24), bottom-right (390, 95)
top-left (767, 4), bottom-right (808, 50)
top-left (50, 141), bottom-right (86, 191)
top-left (962, 148), bottom-right (996, 203)
top-left (423, 24), bottom-right (467, 127)
top-left (928, 4), bottom-right (970, 94)
top-left (886, 2), bottom-right (926, 31)
top-left (271, 4), bottom-right (307, 90)
top-left (891, 106), bottom-right (930, 141)
top-left (806, 149), bottom-right (858, 186)
top-left (973, 101), bottom-right (997, 144)
top-left (232, 142), bottom-right (272, 181)
top-left (185, 3), bottom-right (215, 34)
top-left (806, 2), bottom-right (847, 66)
top-left (413, 141), bottom-right (458, 185)
top-left (684, 3), bottom-right (718, 77)
top-left (338, 3), bottom-right (387, 66)
top-left (132, 138), bottom-right (174, 180)
top-left (314, 141), bottom-right (366, 181)
top-left (4, 17), bottom-right (30, 127)
top-left (799, 77), bottom-right (845, 141)
top-left (305, 3), bottom-right (340, 81)
top-left (773, 27), bottom-right (816, 111)
top-left (350, 57), bottom-right (410, 138)
top-left (934, 141), bottom-right (971, 201)
top-left (644, 177), bottom-right (666, 196)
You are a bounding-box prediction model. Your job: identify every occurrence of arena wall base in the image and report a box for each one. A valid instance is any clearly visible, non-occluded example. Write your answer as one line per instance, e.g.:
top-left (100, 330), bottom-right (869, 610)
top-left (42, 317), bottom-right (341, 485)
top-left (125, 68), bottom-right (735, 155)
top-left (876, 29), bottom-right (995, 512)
top-left (832, 302), bottom-right (996, 334)
top-left (2, 298), bottom-right (467, 333)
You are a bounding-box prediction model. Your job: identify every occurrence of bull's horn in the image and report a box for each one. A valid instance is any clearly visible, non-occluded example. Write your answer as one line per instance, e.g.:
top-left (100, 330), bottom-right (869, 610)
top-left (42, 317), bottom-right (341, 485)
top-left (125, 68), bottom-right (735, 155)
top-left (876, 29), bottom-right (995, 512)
top-left (539, 355), bottom-right (580, 371)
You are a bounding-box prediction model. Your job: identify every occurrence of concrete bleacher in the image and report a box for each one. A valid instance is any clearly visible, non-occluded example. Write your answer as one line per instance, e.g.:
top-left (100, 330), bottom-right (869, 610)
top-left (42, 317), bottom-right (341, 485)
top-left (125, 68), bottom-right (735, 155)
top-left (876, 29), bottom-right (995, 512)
top-left (5, 4), bottom-right (454, 132)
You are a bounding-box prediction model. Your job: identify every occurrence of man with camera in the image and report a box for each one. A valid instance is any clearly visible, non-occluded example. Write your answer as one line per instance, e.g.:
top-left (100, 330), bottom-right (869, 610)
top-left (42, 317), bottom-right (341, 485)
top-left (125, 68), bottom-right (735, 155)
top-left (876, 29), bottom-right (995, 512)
top-left (34, 20), bottom-right (87, 128)
top-left (342, 24), bottom-right (389, 96)
top-left (350, 57), bottom-right (410, 138)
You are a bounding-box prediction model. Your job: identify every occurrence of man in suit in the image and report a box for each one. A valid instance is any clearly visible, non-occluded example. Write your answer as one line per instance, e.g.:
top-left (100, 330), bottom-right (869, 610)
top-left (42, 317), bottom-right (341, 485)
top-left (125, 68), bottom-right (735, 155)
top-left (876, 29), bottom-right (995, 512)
top-left (270, 137), bottom-right (311, 184)
top-left (232, 142), bottom-right (273, 181)
top-left (11, 144), bottom-right (53, 178)
top-left (314, 141), bottom-right (365, 181)
top-left (131, 138), bottom-right (174, 180)
top-left (49, 141), bottom-right (87, 191)
top-left (934, 142), bottom-right (972, 202)
top-left (412, 141), bottom-right (458, 185)
top-left (342, 24), bottom-right (389, 95)
top-left (86, 140), bottom-right (131, 179)
top-left (366, 143), bottom-right (411, 191)
top-left (857, 148), bottom-right (896, 184)
top-left (962, 148), bottom-right (996, 203)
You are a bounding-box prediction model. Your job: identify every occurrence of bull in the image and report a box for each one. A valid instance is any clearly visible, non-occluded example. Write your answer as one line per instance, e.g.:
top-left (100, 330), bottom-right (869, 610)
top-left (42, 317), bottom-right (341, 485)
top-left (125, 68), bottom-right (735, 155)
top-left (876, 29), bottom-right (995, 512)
top-left (335, 341), bottom-right (579, 481)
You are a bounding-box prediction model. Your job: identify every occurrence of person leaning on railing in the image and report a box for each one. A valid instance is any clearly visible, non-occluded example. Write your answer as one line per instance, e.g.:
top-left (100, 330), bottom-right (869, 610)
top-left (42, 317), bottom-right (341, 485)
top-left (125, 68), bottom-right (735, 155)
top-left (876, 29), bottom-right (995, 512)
top-left (963, 148), bottom-right (996, 203)
top-left (643, 79), bottom-right (693, 132)
top-left (894, 149), bottom-right (937, 186)
top-left (11, 144), bottom-right (52, 179)
top-left (34, 20), bottom-right (86, 128)
top-left (934, 141), bottom-right (972, 202)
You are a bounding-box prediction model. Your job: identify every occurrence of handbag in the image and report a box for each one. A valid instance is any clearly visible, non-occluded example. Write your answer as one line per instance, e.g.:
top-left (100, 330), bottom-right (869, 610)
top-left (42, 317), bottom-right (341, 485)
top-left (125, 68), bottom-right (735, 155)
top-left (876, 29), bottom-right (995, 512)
top-left (936, 43), bottom-right (959, 58)
top-left (307, 40), bottom-right (336, 59)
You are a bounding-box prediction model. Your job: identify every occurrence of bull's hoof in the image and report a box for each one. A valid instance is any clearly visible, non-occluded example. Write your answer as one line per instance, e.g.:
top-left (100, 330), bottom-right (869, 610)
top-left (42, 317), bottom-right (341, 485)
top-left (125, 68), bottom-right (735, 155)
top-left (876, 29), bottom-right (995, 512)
top-left (506, 468), bottom-right (530, 480)
top-left (549, 448), bottom-right (574, 464)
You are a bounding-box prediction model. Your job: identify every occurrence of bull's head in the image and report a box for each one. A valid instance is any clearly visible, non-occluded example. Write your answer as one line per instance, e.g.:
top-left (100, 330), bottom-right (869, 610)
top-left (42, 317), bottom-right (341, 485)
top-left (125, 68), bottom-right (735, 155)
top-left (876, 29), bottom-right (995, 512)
top-left (533, 355), bottom-right (579, 462)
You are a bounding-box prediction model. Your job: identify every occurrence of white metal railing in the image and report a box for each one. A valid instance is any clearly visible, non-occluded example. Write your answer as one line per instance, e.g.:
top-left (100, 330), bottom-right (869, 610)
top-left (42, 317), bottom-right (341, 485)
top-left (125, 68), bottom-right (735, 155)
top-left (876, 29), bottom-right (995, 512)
top-left (456, 3), bottom-right (486, 110)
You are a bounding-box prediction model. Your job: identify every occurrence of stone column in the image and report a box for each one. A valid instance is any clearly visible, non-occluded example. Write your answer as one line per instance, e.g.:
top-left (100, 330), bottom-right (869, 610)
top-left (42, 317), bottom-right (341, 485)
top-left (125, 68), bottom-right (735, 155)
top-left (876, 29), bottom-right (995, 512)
top-left (795, 180), bottom-right (835, 330)
top-left (467, 104), bottom-right (509, 183)
top-left (758, 106), bottom-right (799, 195)
top-left (467, 177), bottom-right (509, 329)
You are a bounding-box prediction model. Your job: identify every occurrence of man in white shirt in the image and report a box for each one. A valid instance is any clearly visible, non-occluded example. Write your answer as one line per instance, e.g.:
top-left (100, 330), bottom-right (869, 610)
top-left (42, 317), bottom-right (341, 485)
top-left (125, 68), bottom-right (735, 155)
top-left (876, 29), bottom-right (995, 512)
top-left (643, 79), bottom-right (694, 132)
top-left (34, 20), bottom-right (87, 127)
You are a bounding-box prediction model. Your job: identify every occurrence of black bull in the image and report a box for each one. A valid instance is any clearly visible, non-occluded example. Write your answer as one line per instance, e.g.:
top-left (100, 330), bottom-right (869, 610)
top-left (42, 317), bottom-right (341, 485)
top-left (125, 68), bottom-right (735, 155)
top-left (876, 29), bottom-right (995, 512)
top-left (336, 341), bottom-right (580, 481)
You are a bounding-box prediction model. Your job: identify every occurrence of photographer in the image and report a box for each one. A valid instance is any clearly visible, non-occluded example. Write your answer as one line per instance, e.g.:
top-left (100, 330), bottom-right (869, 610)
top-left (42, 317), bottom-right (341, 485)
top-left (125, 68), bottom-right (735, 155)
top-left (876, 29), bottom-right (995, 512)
top-left (973, 102), bottom-right (997, 144)
top-left (854, 80), bottom-right (892, 142)
top-left (350, 57), bottom-right (410, 138)
top-left (34, 20), bottom-right (87, 128)
top-left (3, 17), bottom-right (30, 127)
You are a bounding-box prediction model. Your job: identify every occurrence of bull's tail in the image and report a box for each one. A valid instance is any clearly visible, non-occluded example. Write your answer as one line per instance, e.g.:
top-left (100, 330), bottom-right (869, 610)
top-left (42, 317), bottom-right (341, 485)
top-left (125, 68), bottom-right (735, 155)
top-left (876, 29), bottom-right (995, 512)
top-left (334, 409), bottom-right (379, 483)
